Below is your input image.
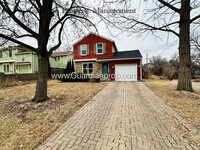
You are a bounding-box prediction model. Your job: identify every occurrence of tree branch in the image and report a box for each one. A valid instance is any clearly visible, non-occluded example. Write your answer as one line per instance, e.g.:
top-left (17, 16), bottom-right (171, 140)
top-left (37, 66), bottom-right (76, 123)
top-left (0, 0), bottom-right (38, 38)
top-left (0, 33), bottom-right (37, 52)
top-left (28, 0), bottom-right (40, 13)
top-left (190, 14), bottom-right (200, 23)
top-left (48, 19), bottom-right (68, 56)
top-left (69, 14), bottom-right (98, 33)
top-left (17, 34), bottom-right (35, 38)
top-left (49, 0), bottom-right (76, 32)
top-left (158, 0), bottom-right (180, 13)
top-left (35, 0), bottom-right (42, 10)
top-left (123, 16), bottom-right (179, 37)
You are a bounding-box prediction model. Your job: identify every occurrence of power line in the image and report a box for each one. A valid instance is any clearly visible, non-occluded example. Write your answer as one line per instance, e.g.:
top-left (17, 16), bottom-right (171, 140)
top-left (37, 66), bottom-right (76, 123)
top-left (158, 39), bottom-right (179, 56)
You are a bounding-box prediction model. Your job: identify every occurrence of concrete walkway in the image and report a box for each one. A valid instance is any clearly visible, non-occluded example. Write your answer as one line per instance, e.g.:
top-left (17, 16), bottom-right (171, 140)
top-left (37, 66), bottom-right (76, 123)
top-left (36, 82), bottom-right (199, 150)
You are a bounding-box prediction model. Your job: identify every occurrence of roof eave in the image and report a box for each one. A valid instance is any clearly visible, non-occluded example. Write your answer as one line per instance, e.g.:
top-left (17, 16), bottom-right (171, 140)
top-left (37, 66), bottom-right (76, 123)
top-left (72, 32), bottom-right (114, 46)
top-left (74, 58), bottom-right (97, 62)
top-left (52, 51), bottom-right (73, 57)
top-left (97, 57), bottom-right (143, 62)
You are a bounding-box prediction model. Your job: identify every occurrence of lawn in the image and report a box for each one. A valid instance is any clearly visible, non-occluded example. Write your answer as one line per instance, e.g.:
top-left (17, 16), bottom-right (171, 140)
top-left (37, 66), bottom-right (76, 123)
top-left (144, 79), bottom-right (200, 149)
top-left (0, 80), bottom-right (108, 150)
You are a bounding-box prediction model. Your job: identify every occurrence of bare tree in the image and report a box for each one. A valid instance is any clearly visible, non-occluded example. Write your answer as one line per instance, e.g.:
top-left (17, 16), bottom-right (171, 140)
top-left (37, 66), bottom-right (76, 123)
top-left (0, 0), bottom-right (99, 102)
top-left (108, 0), bottom-right (200, 92)
top-left (191, 31), bottom-right (200, 66)
top-left (149, 55), bottom-right (168, 76)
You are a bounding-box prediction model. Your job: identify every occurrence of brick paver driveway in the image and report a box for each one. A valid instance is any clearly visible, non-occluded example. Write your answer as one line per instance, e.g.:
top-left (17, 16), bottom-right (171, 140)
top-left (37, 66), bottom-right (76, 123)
top-left (36, 82), bottom-right (199, 150)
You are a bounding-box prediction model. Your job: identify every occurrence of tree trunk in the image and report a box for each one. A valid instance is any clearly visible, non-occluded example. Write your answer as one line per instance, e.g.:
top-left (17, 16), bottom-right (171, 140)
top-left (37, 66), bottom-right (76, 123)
top-left (48, 58), bottom-right (51, 77)
top-left (32, 0), bottom-right (54, 102)
top-left (32, 53), bottom-right (49, 102)
top-left (177, 0), bottom-right (193, 92)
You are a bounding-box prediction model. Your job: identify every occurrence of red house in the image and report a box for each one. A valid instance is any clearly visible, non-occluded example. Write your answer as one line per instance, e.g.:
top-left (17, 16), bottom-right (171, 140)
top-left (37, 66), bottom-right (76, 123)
top-left (73, 33), bottom-right (143, 81)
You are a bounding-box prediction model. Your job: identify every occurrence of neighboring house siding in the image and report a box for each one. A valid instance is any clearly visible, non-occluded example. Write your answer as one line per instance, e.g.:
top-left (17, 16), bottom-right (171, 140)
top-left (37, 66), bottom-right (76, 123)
top-left (0, 49), bottom-right (17, 74)
top-left (0, 47), bottom-right (73, 74)
top-left (109, 59), bottom-right (141, 80)
top-left (15, 53), bottom-right (33, 74)
top-left (50, 57), bottom-right (58, 68)
top-left (74, 34), bottom-right (113, 60)
top-left (9, 63), bottom-right (15, 74)
top-left (34, 54), bottom-right (38, 72)
top-left (50, 53), bottom-right (73, 69)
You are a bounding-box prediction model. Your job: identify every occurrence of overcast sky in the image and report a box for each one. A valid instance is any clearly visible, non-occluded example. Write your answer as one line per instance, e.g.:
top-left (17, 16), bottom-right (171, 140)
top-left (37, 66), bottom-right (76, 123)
top-left (4, 0), bottom-right (180, 63)
top-left (85, 0), bottom-right (179, 63)
top-left (96, 24), bottom-right (179, 63)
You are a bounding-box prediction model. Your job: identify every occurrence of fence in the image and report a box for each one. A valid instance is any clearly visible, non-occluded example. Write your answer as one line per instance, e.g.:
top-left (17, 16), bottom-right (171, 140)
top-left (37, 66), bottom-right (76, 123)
top-left (51, 68), bottom-right (65, 74)
top-left (0, 73), bottom-right (38, 81)
top-left (0, 68), bottom-right (66, 82)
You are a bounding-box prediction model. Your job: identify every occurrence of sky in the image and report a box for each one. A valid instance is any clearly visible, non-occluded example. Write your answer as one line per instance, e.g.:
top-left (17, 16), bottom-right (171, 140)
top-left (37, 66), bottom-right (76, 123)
top-left (63, 0), bottom-right (179, 63)
top-left (1, 0), bottom-right (181, 63)
top-left (80, 0), bottom-right (180, 63)
top-left (96, 25), bottom-right (179, 64)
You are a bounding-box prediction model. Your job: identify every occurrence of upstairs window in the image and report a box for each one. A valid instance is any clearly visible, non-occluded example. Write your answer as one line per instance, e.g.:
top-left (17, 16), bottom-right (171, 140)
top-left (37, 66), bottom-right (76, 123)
top-left (56, 56), bottom-right (60, 61)
top-left (95, 43), bottom-right (106, 55)
top-left (0, 51), bottom-right (2, 58)
top-left (9, 50), bottom-right (12, 57)
top-left (22, 55), bottom-right (26, 61)
top-left (80, 44), bottom-right (88, 56)
top-left (96, 43), bottom-right (103, 54)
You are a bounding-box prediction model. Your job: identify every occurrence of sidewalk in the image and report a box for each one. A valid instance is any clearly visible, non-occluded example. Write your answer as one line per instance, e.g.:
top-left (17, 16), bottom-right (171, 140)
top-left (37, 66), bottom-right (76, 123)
top-left (36, 82), bottom-right (199, 150)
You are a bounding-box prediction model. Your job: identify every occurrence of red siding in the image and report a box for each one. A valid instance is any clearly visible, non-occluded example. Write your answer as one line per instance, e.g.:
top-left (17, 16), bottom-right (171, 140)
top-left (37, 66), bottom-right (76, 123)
top-left (109, 60), bottom-right (141, 81)
top-left (74, 34), bottom-right (113, 60)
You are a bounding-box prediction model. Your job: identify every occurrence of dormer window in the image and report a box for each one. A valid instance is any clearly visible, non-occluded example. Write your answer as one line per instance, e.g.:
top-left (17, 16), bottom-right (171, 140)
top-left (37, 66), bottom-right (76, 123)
top-left (96, 43), bottom-right (104, 54)
top-left (80, 44), bottom-right (88, 56)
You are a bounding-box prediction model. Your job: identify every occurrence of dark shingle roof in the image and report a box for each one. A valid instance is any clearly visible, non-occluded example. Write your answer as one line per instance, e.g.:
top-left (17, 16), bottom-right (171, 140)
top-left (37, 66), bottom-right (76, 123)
top-left (112, 50), bottom-right (142, 59)
top-left (97, 50), bottom-right (142, 61)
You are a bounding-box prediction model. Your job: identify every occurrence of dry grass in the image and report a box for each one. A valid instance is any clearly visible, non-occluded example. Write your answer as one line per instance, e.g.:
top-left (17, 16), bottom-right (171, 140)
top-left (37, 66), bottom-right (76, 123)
top-left (144, 79), bottom-right (200, 148)
top-left (0, 80), bottom-right (108, 150)
top-left (0, 79), bottom-right (36, 88)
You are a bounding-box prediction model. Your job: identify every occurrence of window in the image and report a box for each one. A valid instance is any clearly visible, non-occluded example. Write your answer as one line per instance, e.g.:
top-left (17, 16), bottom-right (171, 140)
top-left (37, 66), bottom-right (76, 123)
top-left (22, 55), bottom-right (25, 61)
top-left (3, 64), bottom-right (9, 72)
top-left (80, 44), bottom-right (88, 56)
top-left (82, 63), bottom-right (93, 74)
top-left (0, 51), bottom-right (2, 58)
top-left (96, 43), bottom-right (104, 54)
top-left (9, 50), bottom-right (12, 57)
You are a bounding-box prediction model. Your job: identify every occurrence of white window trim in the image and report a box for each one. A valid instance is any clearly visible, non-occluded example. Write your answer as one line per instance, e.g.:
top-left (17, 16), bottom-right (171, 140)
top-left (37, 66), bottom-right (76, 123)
top-left (3, 64), bottom-right (9, 72)
top-left (96, 43), bottom-right (104, 55)
top-left (82, 62), bottom-right (94, 74)
top-left (80, 44), bottom-right (88, 56)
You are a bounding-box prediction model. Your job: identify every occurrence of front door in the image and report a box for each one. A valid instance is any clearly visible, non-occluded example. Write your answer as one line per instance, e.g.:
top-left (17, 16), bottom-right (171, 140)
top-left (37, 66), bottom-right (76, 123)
top-left (102, 63), bottom-right (109, 78)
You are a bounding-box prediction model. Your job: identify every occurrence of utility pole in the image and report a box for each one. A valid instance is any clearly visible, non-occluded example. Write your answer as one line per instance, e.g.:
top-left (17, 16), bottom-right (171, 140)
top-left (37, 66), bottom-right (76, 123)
top-left (146, 53), bottom-right (148, 64)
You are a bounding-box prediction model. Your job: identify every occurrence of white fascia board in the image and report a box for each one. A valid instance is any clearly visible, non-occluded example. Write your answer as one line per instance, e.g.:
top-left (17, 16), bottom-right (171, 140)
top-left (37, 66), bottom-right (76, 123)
top-left (0, 60), bottom-right (15, 63)
top-left (74, 58), bottom-right (97, 62)
top-left (96, 57), bottom-right (143, 62)
top-left (72, 32), bottom-right (114, 46)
